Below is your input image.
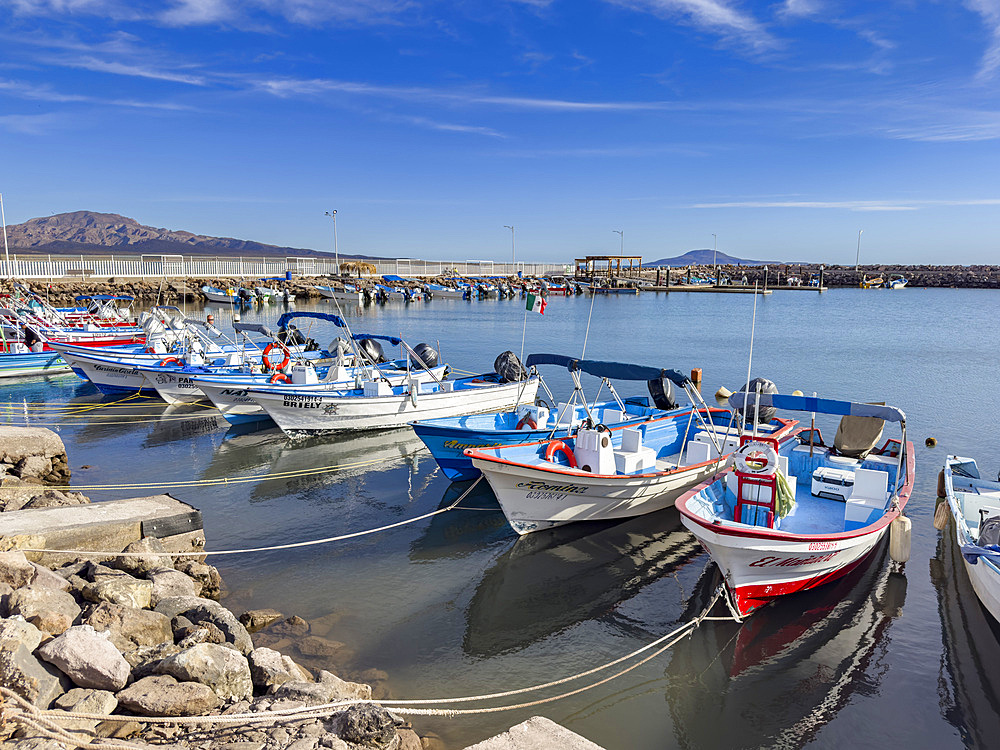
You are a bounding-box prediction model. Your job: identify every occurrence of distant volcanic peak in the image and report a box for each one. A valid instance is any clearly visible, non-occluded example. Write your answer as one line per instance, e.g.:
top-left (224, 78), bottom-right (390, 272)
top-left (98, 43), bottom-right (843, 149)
top-left (647, 249), bottom-right (783, 266)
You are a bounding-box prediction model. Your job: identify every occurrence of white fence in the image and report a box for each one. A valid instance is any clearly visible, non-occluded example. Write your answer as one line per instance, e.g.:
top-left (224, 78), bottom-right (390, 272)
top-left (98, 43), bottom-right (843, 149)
top-left (0, 254), bottom-right (570, 280)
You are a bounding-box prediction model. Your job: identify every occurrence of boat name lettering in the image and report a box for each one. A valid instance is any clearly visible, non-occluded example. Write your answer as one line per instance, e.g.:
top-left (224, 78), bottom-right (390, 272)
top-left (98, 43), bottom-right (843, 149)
top-left (281, 397), bottom-right (325, 408)
top-left (220, 389), bottom-right (248, 396)
top-left (748, 552), bottom-right (838, 568)
top-left (515, 481), bottom-right (588, 494)
top-left (807, 541), bottom-right (836, 551)
top-left (94, 365), bottom-right (133, 375)
top-left (443, 440), bottom-right (503, 450)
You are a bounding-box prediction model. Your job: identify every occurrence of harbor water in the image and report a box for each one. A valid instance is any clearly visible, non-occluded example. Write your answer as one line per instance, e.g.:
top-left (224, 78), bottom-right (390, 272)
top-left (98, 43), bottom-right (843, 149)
top-left (6, 287), bottom-right (1000, 749)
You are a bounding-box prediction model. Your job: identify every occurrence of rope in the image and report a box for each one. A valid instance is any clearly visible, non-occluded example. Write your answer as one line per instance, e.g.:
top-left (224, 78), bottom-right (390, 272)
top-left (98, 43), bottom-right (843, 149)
top-left (19, 475), bottom-right (481, 558)
top-left (4, 585), bottom-right (733, 733)
top-left (0, 447), bottom-right (428, 492)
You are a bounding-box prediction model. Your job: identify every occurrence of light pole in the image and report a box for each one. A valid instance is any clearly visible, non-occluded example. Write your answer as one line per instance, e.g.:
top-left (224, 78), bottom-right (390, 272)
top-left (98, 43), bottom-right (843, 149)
top-left (504, 225), bottom-right (515, 272)
top-left (712, 233), bottom-right (717, 285)
top-left (855, 229), bottom-right (863, 271)
top-left (613, 229), bottom-right (623, 255)
top-left (325, 210), bottom-right (339, 274)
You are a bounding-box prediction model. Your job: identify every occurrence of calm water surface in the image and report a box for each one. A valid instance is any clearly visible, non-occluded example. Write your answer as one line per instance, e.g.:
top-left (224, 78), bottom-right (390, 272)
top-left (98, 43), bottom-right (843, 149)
top-left (5, 288), bottom-right (1000, 749)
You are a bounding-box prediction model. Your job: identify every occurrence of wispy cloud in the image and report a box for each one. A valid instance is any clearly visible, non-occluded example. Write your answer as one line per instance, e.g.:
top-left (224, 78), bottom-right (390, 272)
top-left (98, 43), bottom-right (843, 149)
top-left (607, 0), bottom-right (778, 52)
top-left (62, 56), bottom-right (208, 85)
top-left (399, 115), bottom-right (506, 138)
top-left (965, 0), bottom-right (1000, 80)
top-left (0, 112), bottom-right (63, 134)
top-left (776, 0), bottom-right (823, 21)
top-left (0, 77), bottom-right (195, 109)
top-left (692, 198), bottom-right (1000, 211)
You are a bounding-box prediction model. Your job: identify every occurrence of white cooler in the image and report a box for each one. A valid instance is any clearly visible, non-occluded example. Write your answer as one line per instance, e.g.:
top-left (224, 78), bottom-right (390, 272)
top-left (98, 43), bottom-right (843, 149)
top-left (811, 467), bottom-right (856, 502)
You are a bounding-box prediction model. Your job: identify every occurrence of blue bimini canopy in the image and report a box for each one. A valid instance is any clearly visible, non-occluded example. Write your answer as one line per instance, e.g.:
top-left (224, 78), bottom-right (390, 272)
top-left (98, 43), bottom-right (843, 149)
top-left (74, 294), bottom-right (134, 302)
top-left (383, 275), bottom-right (419, 283)
top-left (524, 353), bottom-right (691, 388)
top-left (727, 392), bottom-right (906, 423)
top-left (353, 333), bottom-right (403, 346)
top-left (276, 311), bottom-right (346, 329)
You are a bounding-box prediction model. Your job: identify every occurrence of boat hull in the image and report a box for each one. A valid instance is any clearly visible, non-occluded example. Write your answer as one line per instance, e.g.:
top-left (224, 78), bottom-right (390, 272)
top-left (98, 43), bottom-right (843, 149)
top-left (413, 422), bottom-right (566, 482)
top-left (472, 455), bottom-right (725, 535)
top-left (0, 351), bottom-right (71, 378)
top-left (250, 379), bottom-right (539, 434)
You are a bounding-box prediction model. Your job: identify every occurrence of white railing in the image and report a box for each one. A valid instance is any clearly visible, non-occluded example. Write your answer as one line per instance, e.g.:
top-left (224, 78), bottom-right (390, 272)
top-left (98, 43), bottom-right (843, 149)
top-left (0, 255), bottom-right (570, 280)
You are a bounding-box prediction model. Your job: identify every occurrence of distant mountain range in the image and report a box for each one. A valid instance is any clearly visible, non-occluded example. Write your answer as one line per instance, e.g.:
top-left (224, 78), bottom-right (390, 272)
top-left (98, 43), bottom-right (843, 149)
top-left (647, 249), bottom-right (783, 267)
top-left (2, 211), bottom-right (384, 260)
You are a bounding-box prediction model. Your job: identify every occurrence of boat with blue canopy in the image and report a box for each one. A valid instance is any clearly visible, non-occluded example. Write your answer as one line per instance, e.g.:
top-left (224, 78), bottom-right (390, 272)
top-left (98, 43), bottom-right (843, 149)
top-left (676, 391), bottom-right (913, 617)
top-left (411, 353), bottom-right (696, 482)
top-left (942, 455), bottom-right (1000, 623)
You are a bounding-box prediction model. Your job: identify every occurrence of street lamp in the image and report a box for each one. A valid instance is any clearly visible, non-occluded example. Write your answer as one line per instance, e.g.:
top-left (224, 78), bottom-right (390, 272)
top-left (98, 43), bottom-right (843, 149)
top-left (855, 229), bottom-right (863, 271)
top-left (504, 225), bottom-right (515, 271)
top-left (325, 210), bottom-right (339, 273)
top-left (612, 229), bottom-right (623, 255)
top-left (712, 233), bottom-right (717, 285)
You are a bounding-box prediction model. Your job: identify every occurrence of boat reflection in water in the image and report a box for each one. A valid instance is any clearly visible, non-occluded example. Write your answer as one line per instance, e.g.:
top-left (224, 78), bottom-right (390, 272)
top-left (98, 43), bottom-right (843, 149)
top-left (464, 507), bottom-right (703, 658)
top-left (931, 504), bottom-right (1000, 747)
top-left (659, 542), bottom-right (906, 748)
top-left (202, 426), bottom-right (428, 503)
top-left (409, 480), bottom-right (512, 562)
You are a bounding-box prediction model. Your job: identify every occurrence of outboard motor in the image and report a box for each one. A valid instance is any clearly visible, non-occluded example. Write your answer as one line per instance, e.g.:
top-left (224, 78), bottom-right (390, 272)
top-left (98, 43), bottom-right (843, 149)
top-left (735, 377), bottom-right (779, 424)
top-left (410, 343), bottom-right (439, 369)
top-left (494, 351), bottom-right (527, 383)
top-left (278, 325), bottom-right (306, 347)
top-left (358, 337), bottom-right (386, 364)
top-left (647, 374), bottom-right (678, 410)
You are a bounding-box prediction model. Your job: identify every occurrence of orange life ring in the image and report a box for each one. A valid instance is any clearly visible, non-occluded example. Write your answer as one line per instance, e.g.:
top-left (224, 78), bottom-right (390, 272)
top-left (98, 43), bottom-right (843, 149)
top-left (516, 414), bottom-right (538, 431)
top-left (262, 342), bottom-right (290, 371)
top-left (158, 356), bottom-right (181, 367)
top-left (269, 372), bottom-right (290, 384)
top-left (544, 440), bottom-right (577, 467)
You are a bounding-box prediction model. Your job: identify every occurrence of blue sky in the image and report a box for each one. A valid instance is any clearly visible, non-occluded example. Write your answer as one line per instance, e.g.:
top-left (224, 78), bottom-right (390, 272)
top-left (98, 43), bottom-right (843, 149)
top-left (2, 1), bottom-right (1000, 264)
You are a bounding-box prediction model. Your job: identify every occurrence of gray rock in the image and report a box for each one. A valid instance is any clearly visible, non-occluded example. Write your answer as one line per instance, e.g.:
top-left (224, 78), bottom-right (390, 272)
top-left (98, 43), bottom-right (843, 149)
top-left (0, 642), bottom-right (67, 707)
top-left (248, 647), bottom-right (312, 691)
top-left (336, 703), bottom-right (398, 750)
top-left (239, 608), bottom-right (283, 633)
top-left (107, 537), bottom-right (172, 578)
top-left (115, 673), bottom-right (219, 717)
top-left (0, 427), bottom-right (65, 463)
top-left (298, 635), bottom-right (348, 658)
top-left (149, 567), bottom-right (197, 605)
top-left (154, 594), bottom-right (218, 619)
top-left (0, 581), bottom-right (13, 617)
top-left (83, 601), bottom-right (173, 651)
top-left (0, 551), bottom-right (35, 589)
top-left (0, 615), bottom-right (44, 653)
top-left (8, 738), bottom-right (71, 750)
top-left (177, 623), bottom-right (227, 648)
top-left (155, 642), bottom-right (252, 702)
top-left (37, 624), bottom-right (130, 691)
top-left (83, 561), bottom-right (129, 583)
top-left (28, 563), bottom-right (71, 592)
top-left (317, 669), bottom-right (372, 701)
top-left (82, 576), bottom-right (152, 609)
top-left (21, 490), bottom-right (85, 509)
top-left (174, 559), bottom-right (222, 599)
top-left (181, 602), bottom-right (253, 655)
top-left (273, 670), bottom-right (370, 705)
top-left (7, 585), bottom-right (81, 635)
top-left (122, 641), bottom-right (182, 679)
top-left (14, 455), bottom-right (52, 480)
top-left (53, 686), bottom-right (118, 714)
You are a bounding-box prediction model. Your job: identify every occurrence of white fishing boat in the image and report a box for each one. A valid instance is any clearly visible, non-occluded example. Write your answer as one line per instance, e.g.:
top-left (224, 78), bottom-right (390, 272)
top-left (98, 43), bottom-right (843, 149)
top-left (424, 283), bottom-right (469, 299)
top-left (466, 359), bottom-right (799, 535)
top-left (942, 456), bottom-right (1000, 623)
top-left (676, 392), bottom-right (913, 617)
top-left (315, 284), bottom-right (364, 304)
top-left (247, 363), bottom-right (539, 434)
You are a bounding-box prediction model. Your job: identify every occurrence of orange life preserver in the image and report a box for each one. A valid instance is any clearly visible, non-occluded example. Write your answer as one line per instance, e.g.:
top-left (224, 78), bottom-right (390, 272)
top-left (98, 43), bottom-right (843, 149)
top-left (262, 342), bottom-right (291, 371)
top-left (516, 414), bottom-right (538, 431)
top-left (158, 356), bottom-right (181, 367)
top-left (544, 440), bottom-right (577, 467)
top-left (269, 372), bottom-right (290, 384)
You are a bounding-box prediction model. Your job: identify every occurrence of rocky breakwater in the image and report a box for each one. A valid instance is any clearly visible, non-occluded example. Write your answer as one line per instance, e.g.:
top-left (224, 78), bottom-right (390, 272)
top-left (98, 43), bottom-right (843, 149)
top-left (650, 264), bottom-right (1000, 289)
top-left (0, 279), bottom-right (318, 307)
top-left (0, 541), bottom-right (430, 750)
top-left (0, 427), bottom-right (80, 513)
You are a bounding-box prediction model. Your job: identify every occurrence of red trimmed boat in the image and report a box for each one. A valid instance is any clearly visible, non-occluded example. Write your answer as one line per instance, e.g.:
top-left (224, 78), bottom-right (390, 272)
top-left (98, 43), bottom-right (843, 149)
top-left (676, 392), bottom-right (913, 617)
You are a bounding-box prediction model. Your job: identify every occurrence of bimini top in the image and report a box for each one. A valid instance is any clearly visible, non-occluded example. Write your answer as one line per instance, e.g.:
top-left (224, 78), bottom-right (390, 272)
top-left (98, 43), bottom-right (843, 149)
top-left (276, 311), bottom-right (345, 329)
top-left (383, 275), bottom-right (420, 284)
top-left (727, 392), bottom-right (906, 424)
top-left (353, 333), bottom-right (403, 347)
top-left (524, 353), bottom-right (690, 388)
top-left (74, 294), bottom-right (134, 302)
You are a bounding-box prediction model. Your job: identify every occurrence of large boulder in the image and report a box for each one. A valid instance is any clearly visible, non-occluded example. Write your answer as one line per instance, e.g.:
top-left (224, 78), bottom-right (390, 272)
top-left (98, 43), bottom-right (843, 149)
top-left (37, 625), bottom-right (130, 691)
top-left (82, 576), bottom-right (153, 609)
top-left (52, 687), bottom-right (119, 735)
top-left (13, 455), bottom-right (52, 481)
top-left (7, 586), bottom-right (81, 636)
top-left (0, 427), bottom-right (66, 466)
top-left (27, 563), bottom-right (71, 592)
top-left (162, 599), bottom-right (253, 655)
top-left (0, 551), bottom-right (36, 589)
top-left (248, 647), bottom-right (312, 691)
top-left (336, 703), bottom-right (398, 750)
top-left (107, 538), bottom-right (172, 578)
top-left (121, 642), bottom-right (182, 680)
top-left (272, 670), bottom-right (371, 705)
top-left (155, 642), bottom-right (252, 702)
top-left (148, 567), bottom-right (197, 606)
top-left (239, 608), bottom-right (283, 633)
top-left (116, 674), bottom-right (219, 717)
top-left (0, 615), bottom-right (44, 652)
top-left (173, 559), bottom-right (222, 599)
top-left (83, 602), bottom-right (173, 651)
top-left (0, 642), bottom-right (67, 708)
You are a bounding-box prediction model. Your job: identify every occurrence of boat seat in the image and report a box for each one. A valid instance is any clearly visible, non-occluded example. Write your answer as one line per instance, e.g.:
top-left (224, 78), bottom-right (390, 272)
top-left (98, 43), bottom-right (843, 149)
top-left (685, 440), bottom-right (712, 465)
top-left (844, 468), bottom-right (889, 530)
top-left (613, 427), bottom-right (657, 474)
top-left (600, 408), bottom-right (624, 425)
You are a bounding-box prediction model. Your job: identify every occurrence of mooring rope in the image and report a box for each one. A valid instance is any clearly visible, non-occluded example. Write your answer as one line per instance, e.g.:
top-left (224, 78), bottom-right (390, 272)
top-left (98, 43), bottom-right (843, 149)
top-left (17, 475), bottom-right (481, 559)
top-left (0, 585), bottom-right (734, 738)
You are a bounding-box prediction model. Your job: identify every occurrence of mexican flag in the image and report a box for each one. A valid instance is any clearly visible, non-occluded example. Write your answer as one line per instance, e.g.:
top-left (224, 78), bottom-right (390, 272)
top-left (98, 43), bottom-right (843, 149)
top-left (525, 293), bottom-right (547, 315)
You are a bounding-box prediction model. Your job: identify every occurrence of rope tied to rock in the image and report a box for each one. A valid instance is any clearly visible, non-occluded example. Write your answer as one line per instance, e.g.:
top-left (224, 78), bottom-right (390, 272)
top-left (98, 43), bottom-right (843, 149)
top-left (0, 585), bottom-right (735, 740)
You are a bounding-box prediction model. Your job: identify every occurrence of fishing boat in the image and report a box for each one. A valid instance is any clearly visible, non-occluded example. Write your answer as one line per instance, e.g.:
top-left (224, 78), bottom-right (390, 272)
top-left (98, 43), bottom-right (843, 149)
top-left (412, 353), bottom-right (690, 482)
top-left (315, 284), bottom-right (364, 304)
top-left (887, 274), bottom-right (908, 290)
top-left (941, 456), bottom-right (1000, 623)
top-left (0, 346), bottom-right (71, 378)
top-left (423, 283), bottom-right (469, 299)
top-left (859, 275), bottom-right (884, 289)
top-left (676, 392), bottom-right (913, 617)
top-left (245, 356), bottom-right (539, 435)
top-left (466, 369), bottom-right (799, 535)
